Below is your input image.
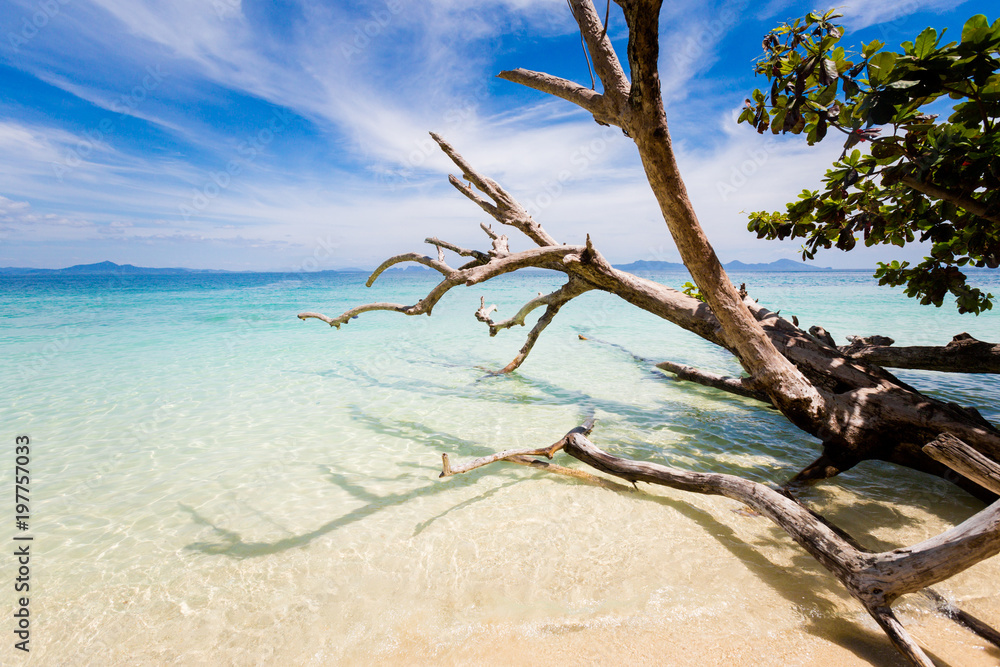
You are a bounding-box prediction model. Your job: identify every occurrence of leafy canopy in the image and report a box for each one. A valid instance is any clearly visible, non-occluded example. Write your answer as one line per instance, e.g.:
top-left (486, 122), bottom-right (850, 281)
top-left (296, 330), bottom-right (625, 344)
top-left (739, 10), bottom-right (1000, 314)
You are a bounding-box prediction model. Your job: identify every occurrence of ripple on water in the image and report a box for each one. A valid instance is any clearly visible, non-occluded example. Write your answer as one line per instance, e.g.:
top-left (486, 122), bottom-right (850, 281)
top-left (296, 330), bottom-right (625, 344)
top-left (3, 270), bottom-right (1000, 666)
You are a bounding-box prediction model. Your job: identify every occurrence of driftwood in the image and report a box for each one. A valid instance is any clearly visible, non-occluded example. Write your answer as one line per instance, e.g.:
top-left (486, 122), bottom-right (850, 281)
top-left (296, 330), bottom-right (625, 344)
top-left (298, 1), bottom-right (1000, 663)
top-left (841, 333), bottom-right (1000, 374)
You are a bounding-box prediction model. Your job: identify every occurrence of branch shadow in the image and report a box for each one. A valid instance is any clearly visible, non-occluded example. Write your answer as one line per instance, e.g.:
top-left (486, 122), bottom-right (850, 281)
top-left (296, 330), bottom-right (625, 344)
top-left (180, 404), bottom-right (990, 664)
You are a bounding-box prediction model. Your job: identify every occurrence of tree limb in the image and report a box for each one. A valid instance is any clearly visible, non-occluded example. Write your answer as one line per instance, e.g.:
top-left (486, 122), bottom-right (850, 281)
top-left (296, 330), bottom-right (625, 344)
top-left (496, 68), bottom-right (614, 124)
top-left (431, 133), bottom-right (558, 247)
top-left (901, 175), bottom-right (1000, 226)
top-left (655, 360), bottom-right (772, 404)
top-left (484, 277), bottom-right (594, 336)
top-left (297, 245), bottom-right (583, 332)
top-left (560, 423), bottom-right (1000, 666)
top-left (841, 333), bottom-right (1000, 374)
top-left (425, 237), bottom-right (490, 264)
top-left (438, 417), bottom-right (1000, 665)
top-left (924, 433), bottom-right (1000, 497)
top-left (440, 419), bottom-right (596, 477)
top-left (366, 252), bottom-right (453, 286)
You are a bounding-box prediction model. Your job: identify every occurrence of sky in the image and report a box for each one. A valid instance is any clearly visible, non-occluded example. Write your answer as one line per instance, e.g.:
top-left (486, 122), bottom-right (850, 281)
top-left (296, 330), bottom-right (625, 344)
top-left (0, 0), bottom-right (993, 271)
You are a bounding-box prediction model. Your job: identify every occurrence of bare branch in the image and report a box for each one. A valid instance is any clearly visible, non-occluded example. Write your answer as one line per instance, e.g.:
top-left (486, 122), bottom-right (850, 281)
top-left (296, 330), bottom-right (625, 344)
top-left (475, 296), bottom-right (498, 324)
top-left (366, 252), bottom-right (453, 287)
top-left (497, 69), bottom-right (616, 125)
top-left (440, 442), bottom-right (567, 478)
top-left (440, 419), bottom-right (596, 477)
top-left (298, 303), bottom-right (418, 328)
top-left (480, 222), bottom-right (499, 240)
top-left (841, 333), bottom-right (1000, 374)
top-left (655, 360), bottom-right (772, 404)
top-left (298, 245), bottom-right (585, 330)
top-left (924, 433), bottom-right (1000, 496)
top-left (866, 605), bottom-right (935, 667)
top-left (425, 237), bottom-right (490, 264)
top-left (447, 174), bottom-right (501, 219)
top-left (487, 277), bottom-right (593, 336)
top-left (488, 278), bottom-right (594, 373)
top-left (561, 424), bottom-right (1000, 664)
top-left (431, 133), bottom-right (559, 247)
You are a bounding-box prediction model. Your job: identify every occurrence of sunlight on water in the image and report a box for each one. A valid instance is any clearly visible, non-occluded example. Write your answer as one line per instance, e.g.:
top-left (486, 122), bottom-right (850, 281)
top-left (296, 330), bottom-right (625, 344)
top-left (2, 270), bottom-right (999, 665)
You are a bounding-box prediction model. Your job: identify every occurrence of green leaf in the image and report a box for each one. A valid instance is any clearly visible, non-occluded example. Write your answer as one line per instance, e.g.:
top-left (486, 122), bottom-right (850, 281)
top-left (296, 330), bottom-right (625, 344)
top-left (862, 40), bottom-right (885, 58)
top-left (770, 108), bottom-right (787, 134)
top-left (961, 14), bottom-right (990, 44)
top-left (867, 51), bottom-right (897, 85)
top-left (914, 27), bottom-right (937, 58)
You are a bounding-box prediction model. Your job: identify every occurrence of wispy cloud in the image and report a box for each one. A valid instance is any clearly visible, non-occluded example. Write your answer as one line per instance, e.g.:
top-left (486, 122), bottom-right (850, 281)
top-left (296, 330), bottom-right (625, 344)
top-left (0, 0), bottom-right (990, 269)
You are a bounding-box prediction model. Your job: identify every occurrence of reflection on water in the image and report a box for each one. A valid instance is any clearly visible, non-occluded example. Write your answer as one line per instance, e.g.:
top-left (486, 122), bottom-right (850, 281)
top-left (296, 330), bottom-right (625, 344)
top-left (1, 270), bottom-right (999, 665)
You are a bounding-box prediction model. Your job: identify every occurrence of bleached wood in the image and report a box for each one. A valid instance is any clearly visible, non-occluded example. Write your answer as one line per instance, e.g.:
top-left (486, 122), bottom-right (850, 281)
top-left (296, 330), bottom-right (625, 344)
top-left (924, 434), bottom-right (1000, 496)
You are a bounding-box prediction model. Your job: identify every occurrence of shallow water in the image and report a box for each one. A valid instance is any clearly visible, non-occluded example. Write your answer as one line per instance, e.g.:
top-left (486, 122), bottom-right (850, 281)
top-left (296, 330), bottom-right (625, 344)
top-left (2, 269), bottom-right (999, 665)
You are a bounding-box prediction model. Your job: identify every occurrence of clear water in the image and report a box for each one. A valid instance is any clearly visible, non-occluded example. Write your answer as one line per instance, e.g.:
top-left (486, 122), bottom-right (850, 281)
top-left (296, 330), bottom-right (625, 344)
top-left (2, 269), bottom-right (999, 665)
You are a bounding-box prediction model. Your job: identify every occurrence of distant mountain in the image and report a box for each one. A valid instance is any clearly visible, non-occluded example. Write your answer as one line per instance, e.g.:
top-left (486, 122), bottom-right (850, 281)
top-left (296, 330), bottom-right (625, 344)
top-left (725, 259), bottom-right (833, 272)
top-left (0, 261), bottom-right (230, 275)
top-left (1, 258), bottom-right (837, 276)
top-left (612, 260), bottom-right (687, 272)
top-left (614, 259), bottom-right (833, 272)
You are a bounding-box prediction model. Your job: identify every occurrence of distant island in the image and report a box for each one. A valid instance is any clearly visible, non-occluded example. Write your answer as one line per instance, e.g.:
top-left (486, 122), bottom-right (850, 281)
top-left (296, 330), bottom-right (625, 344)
top-left (615, 258), bottom-right (833, 272)
top-left (0, 260), bottom-right (232, 275)
top-left (2, 258), bottom-right (838, 276)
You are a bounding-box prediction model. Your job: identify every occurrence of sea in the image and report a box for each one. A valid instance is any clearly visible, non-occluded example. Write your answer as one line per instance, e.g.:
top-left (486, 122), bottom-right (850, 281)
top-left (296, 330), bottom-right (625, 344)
top-left (2, 268), bottom-right (999, 666)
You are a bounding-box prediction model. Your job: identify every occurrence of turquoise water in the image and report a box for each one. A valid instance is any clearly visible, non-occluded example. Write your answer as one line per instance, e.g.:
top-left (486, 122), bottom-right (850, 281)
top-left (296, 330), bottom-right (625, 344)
top-left (2, 269), bottom-right (1000, 665)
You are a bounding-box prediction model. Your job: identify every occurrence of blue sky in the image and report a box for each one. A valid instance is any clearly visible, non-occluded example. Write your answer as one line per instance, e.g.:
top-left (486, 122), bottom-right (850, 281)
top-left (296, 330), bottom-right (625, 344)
top-left (0, 0), bottom-right (993, 270)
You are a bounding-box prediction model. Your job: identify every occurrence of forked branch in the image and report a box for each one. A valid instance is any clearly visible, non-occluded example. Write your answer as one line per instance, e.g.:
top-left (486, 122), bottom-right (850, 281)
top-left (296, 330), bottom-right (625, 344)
top-left (484, 277), bottom-right (594, 336)
top-left (431, 132), bottom-right (558, 247)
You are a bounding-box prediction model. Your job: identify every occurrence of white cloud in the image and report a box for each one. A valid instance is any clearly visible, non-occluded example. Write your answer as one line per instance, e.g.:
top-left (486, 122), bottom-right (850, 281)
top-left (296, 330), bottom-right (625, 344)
top-left (839, 0), bottom-right (970, 30)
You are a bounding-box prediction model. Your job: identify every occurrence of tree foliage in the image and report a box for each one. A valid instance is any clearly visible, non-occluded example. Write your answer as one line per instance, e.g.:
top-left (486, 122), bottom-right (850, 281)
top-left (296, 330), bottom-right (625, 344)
top-left (739, 10), bottom-right (1000, 314)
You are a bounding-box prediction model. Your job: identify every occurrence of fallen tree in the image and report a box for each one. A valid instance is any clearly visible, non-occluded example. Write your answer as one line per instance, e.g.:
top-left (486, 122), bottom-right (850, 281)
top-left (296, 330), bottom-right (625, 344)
top-left (840, 332), bottom-right (1000, 374)
top-left (299, 2), bottom-right (1000, 663)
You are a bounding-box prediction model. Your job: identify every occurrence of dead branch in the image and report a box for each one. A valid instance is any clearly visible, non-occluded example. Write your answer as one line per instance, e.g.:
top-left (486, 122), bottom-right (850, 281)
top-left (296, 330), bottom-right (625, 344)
top-left (841, 333), bottom-right (1000, 374)
top-left (496, 68), bottom-right (613, 123)
top-left (496, 299), bottom-right (567, 374)
top-left (438, 417), bottom-right (1000, 665)
top-left (924, 433), bottom-right (1000, 496)
top-left (425, 237), bottom-right (490, 264)
top-left (475, 296), bottom-right (498, 324)
top-left (440, 419), bottom-right (595, 477)
top-left (655, 360), bottom-right (772, 404)
top-left (431, 132), bottom-right (557, 247)
top-left (298, 245), bottom-right (583, 330)
top-left (485, 278), bottom-right (593, 336)
top-left (560, 423), bottom-right (1000, 667)
top-left (366, 252), bottom-right (453, 286)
